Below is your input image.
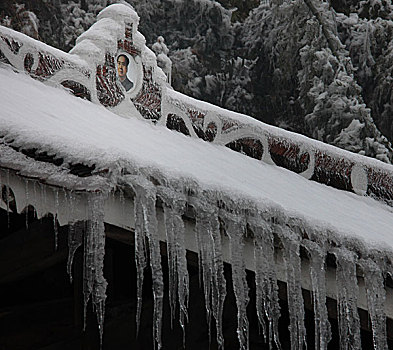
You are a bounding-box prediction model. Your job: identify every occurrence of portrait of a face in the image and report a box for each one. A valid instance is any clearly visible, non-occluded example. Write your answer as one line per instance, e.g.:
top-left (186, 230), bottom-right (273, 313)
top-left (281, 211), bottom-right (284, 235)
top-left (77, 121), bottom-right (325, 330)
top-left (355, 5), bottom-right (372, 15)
top-left (117, 54), bottom-right (134, 92)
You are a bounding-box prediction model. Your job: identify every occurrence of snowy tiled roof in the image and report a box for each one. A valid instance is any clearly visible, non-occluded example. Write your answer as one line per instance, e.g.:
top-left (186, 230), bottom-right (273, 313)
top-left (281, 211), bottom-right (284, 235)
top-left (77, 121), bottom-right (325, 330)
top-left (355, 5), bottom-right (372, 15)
top-left (1, 66), bottom-right (392, 252)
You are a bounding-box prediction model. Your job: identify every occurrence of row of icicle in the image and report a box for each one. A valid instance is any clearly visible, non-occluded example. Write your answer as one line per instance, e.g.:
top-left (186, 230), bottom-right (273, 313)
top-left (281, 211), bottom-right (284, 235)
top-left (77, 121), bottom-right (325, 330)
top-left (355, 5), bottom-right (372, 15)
top-left (1, 172), bottom-right (389, 350)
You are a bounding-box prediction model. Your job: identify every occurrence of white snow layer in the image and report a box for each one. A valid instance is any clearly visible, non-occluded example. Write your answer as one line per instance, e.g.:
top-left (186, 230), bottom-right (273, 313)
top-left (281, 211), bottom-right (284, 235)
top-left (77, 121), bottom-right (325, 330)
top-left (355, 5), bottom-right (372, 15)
top-left (0, 66), bottom-right (393, 252)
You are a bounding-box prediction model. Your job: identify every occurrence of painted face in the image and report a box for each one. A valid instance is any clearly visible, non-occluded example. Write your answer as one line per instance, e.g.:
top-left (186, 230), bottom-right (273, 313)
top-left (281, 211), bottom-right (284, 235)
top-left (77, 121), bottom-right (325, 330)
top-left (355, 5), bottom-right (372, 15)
top-left (117, 56), bottom-right (128, 80)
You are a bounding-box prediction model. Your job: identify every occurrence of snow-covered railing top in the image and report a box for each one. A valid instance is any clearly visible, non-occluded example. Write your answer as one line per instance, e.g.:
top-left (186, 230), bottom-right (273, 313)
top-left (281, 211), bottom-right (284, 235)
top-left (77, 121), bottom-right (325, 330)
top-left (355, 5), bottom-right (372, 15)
top-left (1, 3), bottom-right (392, 205)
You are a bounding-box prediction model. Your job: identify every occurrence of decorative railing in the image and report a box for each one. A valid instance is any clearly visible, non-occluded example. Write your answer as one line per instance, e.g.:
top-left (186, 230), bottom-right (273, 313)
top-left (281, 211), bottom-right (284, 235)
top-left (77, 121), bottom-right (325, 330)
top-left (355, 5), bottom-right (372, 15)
top-left (1, 3), bottom-right (392, 205)
top-left (160, 89), bottom-right (393, 204)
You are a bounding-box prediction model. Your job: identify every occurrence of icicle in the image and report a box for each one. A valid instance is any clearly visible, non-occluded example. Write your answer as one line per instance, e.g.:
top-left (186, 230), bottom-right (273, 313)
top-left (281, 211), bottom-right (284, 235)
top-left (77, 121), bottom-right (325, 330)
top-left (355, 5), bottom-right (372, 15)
top-left (332, 248), bottom-right (361, 350)
top-left (25, 179), bottom-right (29, 230)
top-left (129, 176), bottom-right (164, 350)
top-left (195, 204), bottom-right (213, 341)
top-left (6, 170), bottom-right (11, 228)
top-left (32, 181), bottom-right (37, 219)
top-left (222, 210), bottom-right (249, 350)
top-left (359, 259), bottom-right (388, 350)
top-left (119, 187), bottom-right (126, 217)
top-left (66, 190), bottom-right (84, 276)
top-left (40, 183), bottom-right (47, 219)
top-left (133, 181), bottom-right (147, 336)
top-left (53, 188), bottom-right (60, 250)
top-left (194, 199), bottom-right (227, 349)
top-left (278, 226), bottom-right (306, 350)
top-left (161, 191), bottom-right (178, 326)
top-left (67, 221), bottom-right (84, 282)
top-left (83, 191), bottom-right (108, 348)
top-left (302, 240), bottom-right (331, 350)
top-left (159, 186), bottom-right (189, 344)
top-left (6, 172), bottom-right (11, 228)
top-left (251, 220), bottom-right (281, 350)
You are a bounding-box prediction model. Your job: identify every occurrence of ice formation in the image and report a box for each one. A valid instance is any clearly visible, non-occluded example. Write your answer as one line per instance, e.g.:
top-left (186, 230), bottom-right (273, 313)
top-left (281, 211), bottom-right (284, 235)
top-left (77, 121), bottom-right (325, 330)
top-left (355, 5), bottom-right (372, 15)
top-left (360, 259), bottom-right (388, 350)
top-left (302, 240), bottom-right (331, 350)
top-left (1, 3), bottom-right (393, 349)
top-left (251, 219), bottom-right (281, 349)
top-left (223, 210), bottom-right (249, 350)
top-left (127, 175), bottom-right (164, 349)
top-left (333, 248), bottom-right (362, 350)
top-left (194, 198), bottom-right (227, 348)
top-left (159, 186), bottom-right (189, 342)
top-left (279, 227), bottom-right (306, 350)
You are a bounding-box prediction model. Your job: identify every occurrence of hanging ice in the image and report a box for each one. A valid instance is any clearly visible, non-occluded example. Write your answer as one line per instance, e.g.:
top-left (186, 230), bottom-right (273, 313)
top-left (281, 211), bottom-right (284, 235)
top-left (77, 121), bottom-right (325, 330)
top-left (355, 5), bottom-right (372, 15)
top-left (360, 258), bottom-right (388, 350)
top-left (24, 179), bottom-right (29, 229)
top-left (67, 220), bottom-right (84, 282)
top-left (302, 239), bottom-right (331, 350)
top-left (278, 226), bottom-right (306, 350)
top-left (222, 210), bottom-right (250, 350)
top-left (127, 175), bottom-right (164, 350)
top-left (53, 188), bottom-right (60, 250)
top-left (194, 198), bottom-right (227, 349)
top-left (83, 191), bottom-right (108, 347)
top-left (158, 186), bottom-right (189, 343)
top-left (250, 219), bottom-right (281, 350)
top-left (333, 247), bottom-right (361, 350)
top-left (131, 180), bottom-right (147, 336)
top-left (66, 190), bottom-right (84, 281)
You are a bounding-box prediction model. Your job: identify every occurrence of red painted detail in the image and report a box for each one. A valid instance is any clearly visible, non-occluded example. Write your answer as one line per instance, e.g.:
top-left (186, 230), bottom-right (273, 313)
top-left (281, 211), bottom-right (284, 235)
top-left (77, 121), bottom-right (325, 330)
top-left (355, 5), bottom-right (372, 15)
top-left (269, 138), bottom-right (310, 174)
top-left (24, 53), bottom-right (34, 72)
top-left (61, 80), bottom-right (91, 101)
top-left (226, 138), bottom-right (264, 160)
top-left (132, 66), bottom-right (161, 121)
top-left (186, 109), bottom-right (217, 142)
top-left (96, 52), bottom-right (124, 107)
top-left (205, 122), bottom-right (217, 142)
top-left (367, 168), bottom-right (393, 203)
top-left (312, 151), bottom-right (354, 192)
top-left (117, 40), bottom-right (140, 57)
top-left (221, 119), bottom-right (240, 133)
top-left (166, 114), bottom-right (191, 136)
top-left (34, 52), bottom-right (64, 79)
top-left (1, 35), bottom-right (22, 54)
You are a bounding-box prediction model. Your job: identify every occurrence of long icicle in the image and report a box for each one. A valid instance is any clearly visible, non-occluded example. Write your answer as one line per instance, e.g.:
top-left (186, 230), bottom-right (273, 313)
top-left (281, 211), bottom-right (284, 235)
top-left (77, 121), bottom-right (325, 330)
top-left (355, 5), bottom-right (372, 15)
top-left (251, 219), bottom-right (281, 350)
top-left (195, 204), bottom-right (213, 342)
top-left (129, 176), bottom-right (164, 350)
top-left (66, 190), bottom-right (83, 282)
top-left (159, 186), bottom-right (189, 345)
top-left (67, 221), bottom-right (84, 282)
top-left (359, 258), bottom-right (388, 350)
top-left (222, 209), bottom-right (250, 350)
top-left (132, 183), bottom-right (147, 336)
top-left (161, 189), bottom-right (177, 325)
top-left (302, 239), bottom-right (331, 350)
top-left (278, 225), bottom-right (306, 350)
top-left (194, 199), bottom-right (226, 349)
top-left (332, 247), bottom-right (361, 350)
top-left (84, 191), bottom-right (108, 348)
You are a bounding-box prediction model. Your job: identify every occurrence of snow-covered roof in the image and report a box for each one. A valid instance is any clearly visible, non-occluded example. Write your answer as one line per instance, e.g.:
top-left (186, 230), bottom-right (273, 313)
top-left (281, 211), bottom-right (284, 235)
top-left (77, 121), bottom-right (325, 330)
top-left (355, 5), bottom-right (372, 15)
top-left (1, 66), bottom-right (392, 253)
top-left (2, 5), bottom-right (393, 348)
